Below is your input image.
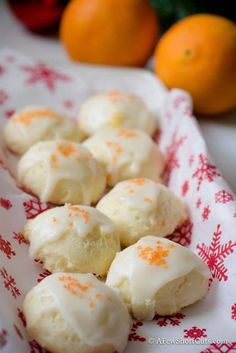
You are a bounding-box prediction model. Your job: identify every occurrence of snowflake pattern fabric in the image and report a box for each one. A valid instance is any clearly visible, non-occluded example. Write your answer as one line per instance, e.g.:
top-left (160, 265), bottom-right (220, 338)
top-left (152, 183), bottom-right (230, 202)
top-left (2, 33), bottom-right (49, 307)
top-left (184, 326), bottom-right (207, 339)
top-left (155, 313), bottom-right (186, 327)
top-left (129, 322), bottom-right (146, 342)
top-left (167, 219), bottom-right (193, 247)
top-left (0, 235), bottom-right (16, 259)
top-left (21, 63), bottom-right (71, 92)
top-left (197, 224), bottom-right (236, 282)
top-left (0, 49), bottom-right (236, 353)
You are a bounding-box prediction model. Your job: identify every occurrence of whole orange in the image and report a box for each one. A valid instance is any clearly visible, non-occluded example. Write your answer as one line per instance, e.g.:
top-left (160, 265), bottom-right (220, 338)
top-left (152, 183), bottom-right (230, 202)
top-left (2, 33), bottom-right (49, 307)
top-left (60, 0), bottom-right (159, 67)
top-left (154, 14), bottom-right (236, 115)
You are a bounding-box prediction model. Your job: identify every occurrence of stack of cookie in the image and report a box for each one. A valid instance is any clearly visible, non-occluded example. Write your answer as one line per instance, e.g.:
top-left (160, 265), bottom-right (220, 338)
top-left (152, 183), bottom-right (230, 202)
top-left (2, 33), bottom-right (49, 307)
top-left (3, 92), bottom-right (210, 353)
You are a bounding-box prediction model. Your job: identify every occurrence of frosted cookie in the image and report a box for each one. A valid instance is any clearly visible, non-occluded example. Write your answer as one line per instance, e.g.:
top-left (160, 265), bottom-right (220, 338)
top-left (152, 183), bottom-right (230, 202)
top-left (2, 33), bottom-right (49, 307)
top-left (18, 140), bottom-right (106, 205)
top-left (106, 236), bottom-right (210, 320)
top-left (83, 128), bottom-right (164, 186)
top-left (24, 205), bottom-right (120, 276)
top-left (23, 273), bottom-right (130, 353)
top-left (77, 91), bottom-right (157, 137)
top-left (97, 179), bottom-right (187, 246)
top-left (3, 106), bottom-right (84, 155)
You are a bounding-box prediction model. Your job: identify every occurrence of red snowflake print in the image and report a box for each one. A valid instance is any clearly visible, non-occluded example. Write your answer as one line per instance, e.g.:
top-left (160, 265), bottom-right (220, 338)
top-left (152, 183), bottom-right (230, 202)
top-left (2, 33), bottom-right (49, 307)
top-left (37, 269), bottom-right (51, 283)
top-left (0, 66), bottom-right (4, 76)
top-left (192, 153), bottom-right (220, 191)
top-left (202, 205), bottom-right (211, 222)
top-left (0, 234), bottom-right (16, 259)
top-left (173, 95), bottom-right (187, 109)
top-left (17, 308), bottom-right (26, 327)
top-left (183, 104), bottom-right (192, 116)
top-left (0, 267), bottom-right (21, 298)
top-left (0, 328), bottom-right (8, 348)
top-left (196, 198), bottom-right (202, 209)
top-left (23, 199), bottom-right (50, 220)
top-left (0, 89), bottom-right (8, 105)
top-left (129, 321), bottom-right (146, 342)
top-left (5, 109), bottom-right (15, 118)
top-left (13, 324), bottom-right (23, 340)
top-left (165, 110), bottom-right (172, 120)
top-left (0, 197), bottom-right (12, 210)
top-left (29, 339), bottom-right (49, 353)
top-left (215, 190), bottom-right (234, 204)
top-left (163, 131), bottom-right (187, 183)
top-left (155, 312), bottom-right (186, 327)
top-left (184, 326), bottom-right (207, 339)
top-left (167, 220), bottom-right (193, 247)
top-left (197, 224), bottom-right (236, 282)
top-left (231, 303), bottom-right (236, 320)
top-left (5, 55), bottom-right (15, 62)
top-left (181, 180), bottom-right (189, 196)
top-left (201, 342), bottom-right (236, 353)
top-left (189, 154), bottom-right (195, 167)
top-left (22, 63), bottom-right (71, 92)
top-left (63, 99), bottom-right (74, 109)
top-left (13, 232), bottom-right (28, 245)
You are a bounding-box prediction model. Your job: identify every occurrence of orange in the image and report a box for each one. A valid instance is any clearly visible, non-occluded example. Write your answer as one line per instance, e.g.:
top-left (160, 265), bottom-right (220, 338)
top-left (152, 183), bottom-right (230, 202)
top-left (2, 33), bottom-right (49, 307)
top-left (60, 0), bottom-right (159, 67)
top-left (154, 14), bottom-right (236, 115)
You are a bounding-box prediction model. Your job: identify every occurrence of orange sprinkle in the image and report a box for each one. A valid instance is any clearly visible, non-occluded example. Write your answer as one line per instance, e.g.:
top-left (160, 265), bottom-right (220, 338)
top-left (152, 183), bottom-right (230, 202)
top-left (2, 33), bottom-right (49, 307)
top-left (59, 274), bottom-right (93, 296)
top-left (144, 197), bottom-right (152, 204)
top-left (95, 293), bottom-right (103, 300)
top-left (82, 211), bottom-right (90, 224)
top-left (14, 109), bottom-right (62, 126)
top-left (106, 141), bottom-right (123, 153)
top-left (50, 154), bottom-right (58, 168)
top-left (69, 205), bottom-right (81, 212)
top-left (107, 295), bottom-right (112, 301)
top-left (106, 141), bottom-right (113, 148)
top-left (67, 221), bottom-right (73, 229)
top-left (117, 128), bottom-right (137, 138)
top-left (57, 143), bottom-right (77, 157)
top-left (88, 300), bottom-right (95, 308)
top-left (127, 188), bottom-right (134, 194)
top-left (112, 155), bottom-right (118, 163)
top-left (106, 91), bottom-right (122, 103)
top-left (116, 145), bottom-right (123, 154)
top-left (106, 141), bottom-right (123, 164)
top-left (128, 178), bottom-right (148, 186)
top-left (68, 206), bottom-right (90, 224)
top-left (137, 240), bottom-right (175, 268)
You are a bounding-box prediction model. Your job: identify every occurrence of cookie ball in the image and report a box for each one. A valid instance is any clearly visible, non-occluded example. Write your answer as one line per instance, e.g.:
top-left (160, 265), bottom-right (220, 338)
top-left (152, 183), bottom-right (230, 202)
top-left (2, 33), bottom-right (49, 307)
top-left (97, 178), bottom-right (187, 246)
top-left (83, 128), bottom-right (164, 186)
top-left (3, 106), bottom-right (84, 155)
top-left (24, 204), bottom-right (120, 276)
top-left (18, 140), bottom-right (106, 205)
top-left (23, 273), bottom-right (131, 353)
top-left (78, 91), bottom-right (157, 137)
top-left (106, 236), bottom-right (210, 320)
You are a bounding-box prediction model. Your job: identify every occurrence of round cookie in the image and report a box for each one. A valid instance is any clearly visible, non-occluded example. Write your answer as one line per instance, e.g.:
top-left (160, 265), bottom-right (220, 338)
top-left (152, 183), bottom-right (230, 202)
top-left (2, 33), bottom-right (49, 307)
top-left (18, 140), bottom-right (106, 205)
top-left (24, 204), bottom-right (120, 276)
top-left (97, 178), bottom-right (187, 246)
top-left (106, 236), bottom-right (210, 320)
top-left (77, 91), bottom-right (157, 137)
top-left (3, 106), bottom-right (84, 155)
top-left (83, 128), bottom-right (164, 186)
top-left (23, 273), bottom-right (131, 353)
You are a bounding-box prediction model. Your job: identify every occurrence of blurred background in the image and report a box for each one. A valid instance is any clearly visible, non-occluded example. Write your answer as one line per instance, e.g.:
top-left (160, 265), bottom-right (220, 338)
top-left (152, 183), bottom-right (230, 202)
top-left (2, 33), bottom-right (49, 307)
top-left (0, 0), bottom-right (236, 191)
top-left (6, 0), bottom-right (236, 34)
